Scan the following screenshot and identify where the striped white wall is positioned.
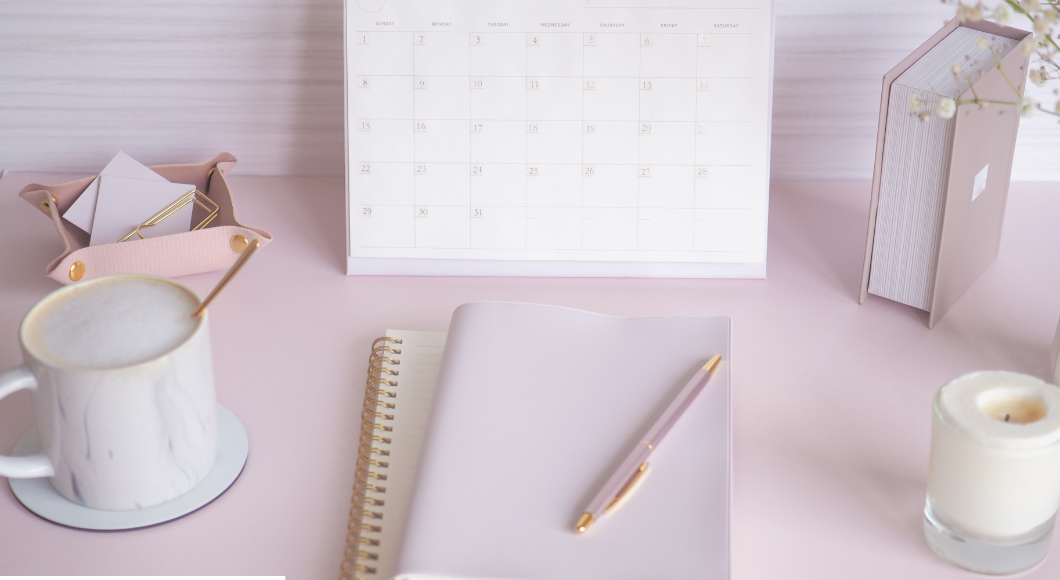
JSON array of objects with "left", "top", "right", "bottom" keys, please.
[{"left": 1, "top": 1, "right": 1056, "bottom": 180}]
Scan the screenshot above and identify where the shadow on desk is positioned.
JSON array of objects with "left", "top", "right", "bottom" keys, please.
[
  {"left": 770, "top": 182, "right": 869, "bottom": 302},
  {"left": 770, "top": 182, "right": 937, "bottom": 328}
]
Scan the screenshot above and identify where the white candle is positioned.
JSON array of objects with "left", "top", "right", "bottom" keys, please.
[{"left": 927, "top": 371, "right": 1060, "bottom": 540}]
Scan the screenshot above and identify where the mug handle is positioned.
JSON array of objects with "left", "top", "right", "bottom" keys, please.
[{"left": 0, "top": 366, "right": 55, "bottom": 478}]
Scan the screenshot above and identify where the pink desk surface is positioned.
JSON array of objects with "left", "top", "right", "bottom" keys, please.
[{"left": 1, "top": 173, "right": 1058, "bottom": 579}]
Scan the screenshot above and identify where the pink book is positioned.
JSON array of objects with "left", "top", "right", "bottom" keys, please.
[{"left": 859, "top": 19, "right": 1031, "bottom": 327}]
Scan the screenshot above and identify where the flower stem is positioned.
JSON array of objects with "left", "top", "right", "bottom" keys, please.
[
  {"left": 990, "top": 46, "right": 1023, "bottom": 98},
  {"left": 1002, "top": 0, "right": 1025, "bottom": 15},
  {"left": 955, "top": 98, "right": 1019, "bottom": 106},
  {"left": 1045, "top": 34, "right": 1060, "bottom": 55},
  {"left": 1036, "top": 105, "right": 1060, "bottom": 117}
]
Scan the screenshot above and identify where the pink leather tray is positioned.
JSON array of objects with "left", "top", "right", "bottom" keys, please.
[{"left": 18, "top": 153, "right": 272, "bottom": 285}]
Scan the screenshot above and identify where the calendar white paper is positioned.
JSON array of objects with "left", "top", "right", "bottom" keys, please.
[{"left": 345, "top": 0, "right": 774, "bottom": 277}]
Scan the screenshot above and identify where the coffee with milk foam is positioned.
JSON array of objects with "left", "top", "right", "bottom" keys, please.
[{"left": 25, "top": 277, "right": 200, "bottom": 368}]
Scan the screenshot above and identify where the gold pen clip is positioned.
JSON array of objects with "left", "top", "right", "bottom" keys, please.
[
  {"left": 118, "top": 188, "right": 219, "bottom": 243},
  {"left": 604, "top": 461, "right": 649, "bottom": 514}
]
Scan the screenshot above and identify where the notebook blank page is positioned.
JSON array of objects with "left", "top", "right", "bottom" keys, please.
[{"left": 395, "top": 303, "right": 730, "bottom": 579}]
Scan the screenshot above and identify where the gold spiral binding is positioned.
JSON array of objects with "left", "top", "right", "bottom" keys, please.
[
  {"left": 341, "top": 336, "right": 403, "bottom": 580},
  {"left": 363, "top": 388, "right": 396, "bottom": 400},
  {"left": 361, "top": 417, "right": 393, "bottom": 430}
]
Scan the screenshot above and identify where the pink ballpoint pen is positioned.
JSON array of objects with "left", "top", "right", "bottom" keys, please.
[{"left": 575, "top": 354, "right": 722, "bottom": 533}]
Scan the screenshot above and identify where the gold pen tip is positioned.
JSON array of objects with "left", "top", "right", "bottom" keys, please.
[
  {"left": 575, "top": 513, "right": 594, "bottom": 533},
  {"left": 703, "top": 355, "right": 722, "bottom": 373}
]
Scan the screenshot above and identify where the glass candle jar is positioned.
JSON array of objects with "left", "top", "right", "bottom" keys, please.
[{"left": 924, "top": 371, "right": 1060, "bottom": 574}]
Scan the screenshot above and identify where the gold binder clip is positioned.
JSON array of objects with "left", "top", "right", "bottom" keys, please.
[{"left": 118, "top": 189, "right": 219, "bottom": 243}]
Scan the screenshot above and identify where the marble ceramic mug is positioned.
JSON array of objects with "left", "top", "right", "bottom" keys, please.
[{"left": 0, "top": 275, "right": 217, "bottom": 511}]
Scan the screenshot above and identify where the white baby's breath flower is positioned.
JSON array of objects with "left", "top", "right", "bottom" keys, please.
[
  {"left": 937, "top": 97, "right": 957, "bottom": 119},
  {"left": 1034, "top": 17, "right": 1049, "bottom": 34},
  {"left": 1024, "top": 0, "right": 1041, "bottom": 14},
  {"left": 919, "top": 111, "right": 932, "bottom": 122},
  {"left": 976, "top": 37, "right": 988, "bottom": 48},
  {"left": 1021, "top": 36, "right": 1036, "bottom": 56},
  {"left": 958, "top": 5, "right": 984, "bottom": 21},
  {"left": 1030, "top": 69, "right": 1046, "bottom": 86},
  {"left": 994, "top": 5, "right": 1012, "bottom": 23},
  {"left": 952, "top": 63, "right": 963, "bottom": 75},
  {"left": 1018, "top": 97, "right": 1036, "bottom": 116},
  {"left": 909, "top": 94, "right": 922, "bottom": 111}
]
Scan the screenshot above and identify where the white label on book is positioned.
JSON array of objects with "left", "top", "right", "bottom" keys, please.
[{"left": 973, "top": 164, "right": 989, "bottom": 201}]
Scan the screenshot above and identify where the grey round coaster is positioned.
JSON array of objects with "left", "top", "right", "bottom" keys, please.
[{"left": 9, "top": 404, "right": 248, "bottom": 531}]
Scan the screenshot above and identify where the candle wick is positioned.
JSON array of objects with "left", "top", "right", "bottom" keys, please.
[{"left": 1005, "top": 414, "right": 1011, "bottom": 422}]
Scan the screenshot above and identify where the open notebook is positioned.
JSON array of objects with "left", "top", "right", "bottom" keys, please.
[{"left": 341, "top": 303, "right": 731, "bottom": 580}]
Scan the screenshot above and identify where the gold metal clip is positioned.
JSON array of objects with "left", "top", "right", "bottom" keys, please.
[{"left": 118, "top": 189, "right": 219, "bottom": 243}]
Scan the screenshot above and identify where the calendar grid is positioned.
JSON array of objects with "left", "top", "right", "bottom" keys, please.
[
  {"left": 524, "top": 40, "right": 529, "bottom": 249},
  {"left": 351, "top": 28, "right": 764, "bottom": 255},
  {"left": 411, "top": 39, "right": 418, "bottom": 245},
  {"left": 636, "top": 34, "right": 642, "bottom": 250},
  {"left": 352, "top": 204, "right": 754, "bottom": 209},
  {"left": 579, "top": 37, "right": 586, "bottom": 249},
  {"left": 360, "top": 162, "right": 753, "bottom": 167},
  {"left": 468, "top": 38, "right": 473, "bottom": 245},
  {"left": 359, "top": 118, "right": 754, "bottom": 122},
  {"left": 693, "top": 38, "right": 699, "bottom": 251},
  {"left": 346, "top": 1, "right": 771, "bottom": 279},
  {"left": 354, "top": 75, "right": 755, "bottom": 79}
]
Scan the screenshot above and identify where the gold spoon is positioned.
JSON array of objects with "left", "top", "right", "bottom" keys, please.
[{"left": 191, "top": 237, "right": 260, "bottom": 318}]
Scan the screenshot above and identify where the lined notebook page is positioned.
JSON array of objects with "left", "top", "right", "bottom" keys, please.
[{"left": 359, "top": 330, "right": 447, "bottom": 580}]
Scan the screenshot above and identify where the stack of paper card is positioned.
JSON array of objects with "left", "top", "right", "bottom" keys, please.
[{"left": 64, "top": 152, "right": 197, "bottom": 246}]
